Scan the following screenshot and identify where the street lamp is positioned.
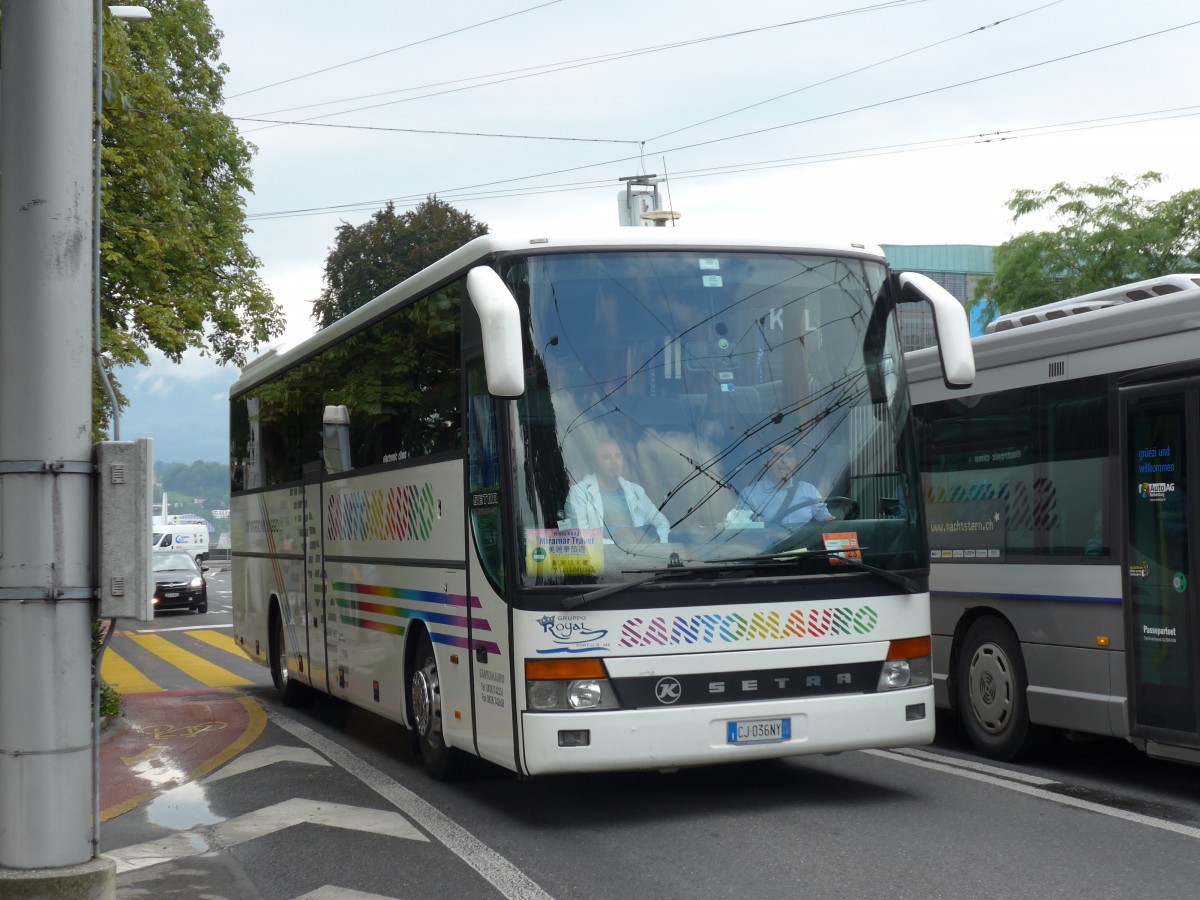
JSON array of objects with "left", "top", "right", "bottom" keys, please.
[{"left": 93, "top": 3, "right": 150, "bottom": 442}]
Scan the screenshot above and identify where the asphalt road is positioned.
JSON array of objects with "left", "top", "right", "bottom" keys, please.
[{"left": 98, "top": 566, "right": 1200, "bottom": 900}]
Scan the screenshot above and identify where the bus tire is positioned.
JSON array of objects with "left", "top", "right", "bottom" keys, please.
[
  {"left": 956, "top": 617, "right": 1042, "bottom": 760},
  {"left": 409, "top": 630, "right": 465, "bottom": 780},
  {"left": 270, "top": 605, "right": 308, "bottom": 708}
]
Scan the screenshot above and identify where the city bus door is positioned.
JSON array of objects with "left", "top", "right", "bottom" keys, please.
[{"left": 1121, "top": 380, "right": 1200, "bottom": 754}]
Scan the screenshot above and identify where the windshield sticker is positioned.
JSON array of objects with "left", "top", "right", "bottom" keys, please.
[
  {"left": 822, "top": 532, "right": 861, "bottom": 565},
  {"left": 698, "top": 258, "right": 720, "bottom": 270},
  {"left": 526, "top": 528, "right": 604, "bottom": 577},
  {"left": 702, "top": 275, "right": 724, "bottom": 288}
]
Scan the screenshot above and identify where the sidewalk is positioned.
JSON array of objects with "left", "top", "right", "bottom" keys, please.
[{"left": 101, "top": 688, "right": 265, "bottom": 822}]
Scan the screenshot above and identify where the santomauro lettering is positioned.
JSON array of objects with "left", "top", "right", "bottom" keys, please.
[{"left": 619, "top": 606, "right": 878, "bottom": 647}]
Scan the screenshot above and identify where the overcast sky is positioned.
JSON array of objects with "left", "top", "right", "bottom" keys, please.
[{"left": 123, "top": 0, "right": 1200, "bottom": 464}]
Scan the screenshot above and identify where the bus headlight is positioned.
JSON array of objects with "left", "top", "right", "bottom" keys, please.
[
  {"left": 566, "top": 679, "right": 608, "bottom": 709},
  {"left": 526, "top": 659, "right": 620, "bottom": 711},
  {"left": 878, "top": 636, "right": 933, "bottom": 691}
]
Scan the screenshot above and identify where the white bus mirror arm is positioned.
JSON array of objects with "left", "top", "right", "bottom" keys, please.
[
  {"left": 467, "top": 265, "right": 526, "bottom": 397},
  {"left": 897, "top": 271, "right": 975, "bottom": 389}
]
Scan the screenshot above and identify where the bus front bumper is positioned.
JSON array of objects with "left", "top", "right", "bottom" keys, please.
[{"left": 519, "top": 685, "right": 934, "bottom": 776}]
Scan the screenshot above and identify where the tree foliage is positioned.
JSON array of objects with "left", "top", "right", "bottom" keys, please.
[
  {"left": 99, "top": 1, "right": 284, "bottom": 425},
  {"left": 312, "top": 196, "right": 488, "bottom": 328},
  {"left": 975, "top": 173, "right": 1200, "bottom": 319}
]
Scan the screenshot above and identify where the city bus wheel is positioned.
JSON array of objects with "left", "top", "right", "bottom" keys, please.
[
  {"left": 409, "top": 630, "right": 464, "bottom": 780},
  {"left": 956, "top": 617, "right": 1043, "bottom": 760},
  {"left": 270, "top": 606, "right": 308, "bottom": 708}
]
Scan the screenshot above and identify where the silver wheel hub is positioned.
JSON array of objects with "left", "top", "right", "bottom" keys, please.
[
  {"left": 411, "top": 661, "right": 442, "bottom": 747},
  {"left": 967, "top": 641, "right": 1013, "bottom": 735}
]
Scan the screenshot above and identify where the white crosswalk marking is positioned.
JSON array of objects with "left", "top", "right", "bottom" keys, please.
[{"left": 106, "top": 799, "right": 428, "bottom": 874}]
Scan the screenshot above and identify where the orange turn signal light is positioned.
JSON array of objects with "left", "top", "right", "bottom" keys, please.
[
  {"left": 525, "top": 658, "right": 608, "bottom": 680},
  {"left": 887, "top": 636, "right": 932, "bottom": 660}
]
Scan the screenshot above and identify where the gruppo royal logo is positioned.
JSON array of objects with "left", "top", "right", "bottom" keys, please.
[
  {"left": 327, "top": 483, "right": 436, "bottom": 542},
  {"left": 535, "top": 615, "right": 609, "bottom": 654},
  {"left": 619, "top": 605, "right": 878, "bottom": 647}
]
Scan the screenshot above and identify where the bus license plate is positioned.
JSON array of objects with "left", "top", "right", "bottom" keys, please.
[{"left": 727, "top": 717, "right": 791, "bottom": 745}]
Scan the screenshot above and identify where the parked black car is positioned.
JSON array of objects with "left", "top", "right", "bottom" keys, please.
[{"left": 152, "top": 551, "right": 208, "bottom": 614}]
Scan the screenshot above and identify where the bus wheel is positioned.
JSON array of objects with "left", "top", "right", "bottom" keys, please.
[
  {"left": 270, "top": 607, "right": 308, "bottom": 708},
  {"left": 956, "top": 617, "right": 1041, "bottom": 760},
  {"left": 409, "top": 631, "right": 464, "bottom": 780}
]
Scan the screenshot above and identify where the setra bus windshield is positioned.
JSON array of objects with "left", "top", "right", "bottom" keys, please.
[{"left": 505, "top": 249, "right": 925, "bottom": 587}]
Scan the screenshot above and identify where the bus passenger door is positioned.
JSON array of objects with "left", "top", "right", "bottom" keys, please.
[
  {"left": 302, "top": 460, "right": 329, "bottom": 693},
  {"left": 466, "top": 361, "right": 517, "bottom": 769},
  {"left": 1121, "top": 381, "right": 1200, "bottom": 750}
]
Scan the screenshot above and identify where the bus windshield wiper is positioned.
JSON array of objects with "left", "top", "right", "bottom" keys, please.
[
  {"left": 713, "top": 548, "right": 921, "bottom": 594},
  {"left": 561, "top": 562, "right": 712, "bottom": 611}
]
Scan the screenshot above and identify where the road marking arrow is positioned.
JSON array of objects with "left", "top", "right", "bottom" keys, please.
[
  {"left": 295, "top": 887, "right": 399, "bottom": 899},
  {"left": 106, "top": 798, "right": 428, "bottom": 874},
  {"left": 202, "top": 744, "right": 330, "bottom": 783}
]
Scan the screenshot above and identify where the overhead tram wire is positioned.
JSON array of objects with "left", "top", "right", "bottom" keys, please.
[
  {"left": 242, "top": 104, "right": 1200, "bottom": 221},
  {"left": 229, "top": 118, "right": 641, "bottom": 145},
  {"left": 238, "top": 19, "right": 1200, "bottom": 221},
  {"left": 232, "top": 1, "right": 933, "bottom": 133},
  {"left": 638, "top": 17, "right": 1200, "bottom": 158},
  {"left": 646, "top": 0, "right": 1069, "bottom": 143},
  {"left": 226, "top": 0, "right": 571, "bottom": 100}
]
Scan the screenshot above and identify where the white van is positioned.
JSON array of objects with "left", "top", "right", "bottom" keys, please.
[{"left": 152, "top": 523, "right": 210, "bottom": 563}]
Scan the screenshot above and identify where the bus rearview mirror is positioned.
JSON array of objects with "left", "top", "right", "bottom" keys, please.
[
  {"left": 467, "top": 265, "right": 525, "bottom": 397},
  {"left": 896, "top": 272, "right": 975, "bottom": 389}
]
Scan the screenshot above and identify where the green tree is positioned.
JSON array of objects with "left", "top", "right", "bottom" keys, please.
[
  {"left": 98, "top": 1, "right": 284, "bottom": 430},
  {"left": 975, "top": 172, "right": 1200, "bottom": 321},
  {"left": 313, "top": 196, "right": 488, "bottom": 328}
]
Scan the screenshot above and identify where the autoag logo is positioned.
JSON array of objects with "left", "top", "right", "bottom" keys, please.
[
  {"left": 654, "top": 677, "right": 682, "bottom": 705},
  {"left": 1139, "top": 481, "right": 1175, "bottom": 502}
]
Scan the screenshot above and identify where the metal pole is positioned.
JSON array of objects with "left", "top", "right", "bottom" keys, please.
[{"left": 0, "top": 0, "right": 99, "bottom": 871}]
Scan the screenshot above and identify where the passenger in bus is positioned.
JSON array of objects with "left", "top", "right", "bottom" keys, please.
[
  {"left": 564, "top": 439, "right": 670, "bottom": 543},
  {"left": 731, "top": 443, "right": 835, "bottom": 527}
]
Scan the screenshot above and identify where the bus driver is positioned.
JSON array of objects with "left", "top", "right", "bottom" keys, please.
[{"left": 731, "top": 443, "right": 834, "bottom": 527}]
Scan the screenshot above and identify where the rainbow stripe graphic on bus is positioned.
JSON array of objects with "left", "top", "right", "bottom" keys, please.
[
  {"left": 326, "top": 483, "right": 436, "bottom": 542},
  {"left": 331, "top": 581, "right": 499, "bottom": 654}
]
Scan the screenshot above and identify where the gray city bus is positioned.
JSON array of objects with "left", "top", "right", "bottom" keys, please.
[{"left": 907, "top": 273, "right": 1200, "bottom": 764}]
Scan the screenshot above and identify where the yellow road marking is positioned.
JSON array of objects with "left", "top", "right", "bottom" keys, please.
[
  {"left": 128, "top": 634, "right": 253, "bottom": 688},
  {"left": 101, "top": 648, "right": 162, "bottom": 695},
  {"left": 120, "top": 745, "right": 166, "bottom": 766},
  {"left": 187, "top": 629, "right": 253, "bottom": 661},
  {"left": 101, "top": 692, "right": 267, "bottom": 823}
]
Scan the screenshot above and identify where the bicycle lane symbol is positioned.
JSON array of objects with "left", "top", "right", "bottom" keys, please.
[{"left": 138, "top": 721, "right": 229, "bottom": 740}]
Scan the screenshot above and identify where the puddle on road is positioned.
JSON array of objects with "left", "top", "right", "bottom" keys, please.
[{"left": 146, "top": 780, "right": 225, "bottom": 831}]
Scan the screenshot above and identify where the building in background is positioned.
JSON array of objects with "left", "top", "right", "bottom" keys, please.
[{"left": 882, "top": 244, "right": 994, "bottom": 351}]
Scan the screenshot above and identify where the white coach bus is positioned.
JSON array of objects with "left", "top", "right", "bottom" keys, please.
[
  {"left": 908, "top": 273, "right": 1200, "bottom": 765},
  {"left": 230, "top": 230, "right": 973, "bottom": 779}
]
